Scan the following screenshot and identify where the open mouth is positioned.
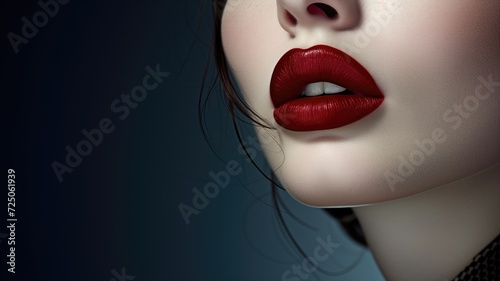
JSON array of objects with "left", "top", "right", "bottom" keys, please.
[
  {"left": 270, "top": 45, "right": 384, "bottom": 131},
  {"left": 300, "top": 81, "right": 349, "bottom": 97}
]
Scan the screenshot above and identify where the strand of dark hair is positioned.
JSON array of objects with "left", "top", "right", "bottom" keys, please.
[{"left": 198, "top": 2, "right": 369, "bottom": 278}]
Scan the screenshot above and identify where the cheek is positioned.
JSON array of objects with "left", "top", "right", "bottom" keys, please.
[
  {"left": 361, "top": 0, "right": 500, "bottom": 198},
  {"left": 221, "top": 1, "right": 287, "bottom": 118},
  {"left": 377, "top": 0, "right": 500, "bottom": 148},
  {"left": 388, "top": 0, "right": 499, "bottom": 74}
]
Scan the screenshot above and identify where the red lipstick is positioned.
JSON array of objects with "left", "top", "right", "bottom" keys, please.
[{"left": 270, "top": 45, "right": 384, "bottom": 131}]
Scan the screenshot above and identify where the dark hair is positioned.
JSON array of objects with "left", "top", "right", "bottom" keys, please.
[{"left": 205, "top": 0, "right": 367, "bottom": 247}]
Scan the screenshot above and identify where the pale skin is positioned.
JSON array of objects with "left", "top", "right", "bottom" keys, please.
[{"left": 220, "top": 0, "right": 500, "bottom": 280}]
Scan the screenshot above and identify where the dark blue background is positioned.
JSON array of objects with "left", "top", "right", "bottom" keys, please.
[{"left": 0, "top": 1, "right": 384, "bottom": 280}]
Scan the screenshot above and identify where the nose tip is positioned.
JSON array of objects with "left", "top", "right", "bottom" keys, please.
[{"left": 277, "top": 0, "right": 361, "bottom": 36}]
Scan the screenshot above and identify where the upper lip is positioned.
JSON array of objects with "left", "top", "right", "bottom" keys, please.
[{"left": 270, "top": 45, "right": 384, "bottom": 108}]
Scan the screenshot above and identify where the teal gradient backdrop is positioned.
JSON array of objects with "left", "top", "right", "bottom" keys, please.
[{"left": 1, "top": 0, "right": 384, "bottom": 280}]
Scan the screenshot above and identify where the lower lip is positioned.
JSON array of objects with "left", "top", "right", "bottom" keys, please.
[{"left": 274, "top": 94, "right": 383, "bottom": 131}]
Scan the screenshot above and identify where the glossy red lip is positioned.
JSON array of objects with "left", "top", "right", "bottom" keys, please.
[{"left": 270, "top": 45, "right": 384, "bottom": 131}]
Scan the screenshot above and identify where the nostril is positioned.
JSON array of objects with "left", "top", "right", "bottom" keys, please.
[
  {"left": 307, "top": 3, "right": 338, "bottom": 19},
  {"left": 285, "top": 10, "right": 297, "bottom": 25}
]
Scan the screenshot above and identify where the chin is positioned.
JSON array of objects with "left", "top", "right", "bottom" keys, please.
[
  {"left": 274, "top": 162, "right": 497, "bottom": 207},
  {"left": 263, "top": 123, "right": 500, "bottom": 207}
]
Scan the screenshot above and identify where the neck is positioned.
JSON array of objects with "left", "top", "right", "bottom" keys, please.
[{"left": 353, "top": 164, "right": 500, "bottom": 281}]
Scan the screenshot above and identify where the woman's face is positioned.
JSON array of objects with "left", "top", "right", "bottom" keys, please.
[{"left": 221, "top": 0, "right": 500, "bottom": 206}]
